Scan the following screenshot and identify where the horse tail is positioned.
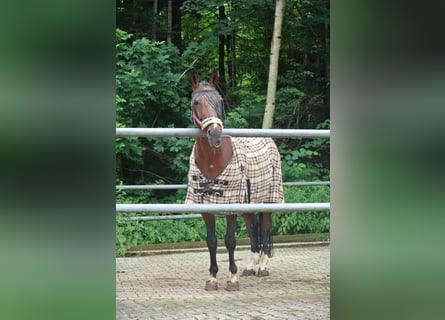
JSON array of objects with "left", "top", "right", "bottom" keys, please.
[
  {"left": 258, "top": 212, "right": 273, "bottom": 258},
  {"left": 258, "top": 212, "right": 262, "bottom": 249}
]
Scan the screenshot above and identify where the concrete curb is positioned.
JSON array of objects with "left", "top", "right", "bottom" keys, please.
[{"left": 126, "top": 240, "right": 330, "bottom": 256}]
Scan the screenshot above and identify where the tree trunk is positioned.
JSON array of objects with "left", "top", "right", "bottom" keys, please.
[
  {"left": 152, "top": 0, "right": 158, "bottom": 41},
  {"left": 230, "top": 31, "right": 236, "bottom": 90},
  {"left": 324, "top": 0, "right": 330, "bottom": 106},
  {"left": 262, "top": 0, "right": 286, "bottom": 129},
  {"left": 167, "top": 0, "right": 172, "bottom": 43},
  {"left": 172, "top": 0, "right": 183, "bottom": 50},
  {"left": 226, "top": 31, "right": 236, "bottom": 91},
  {"left": 218, "top": 5, "right": 227, "bottom": 95}
]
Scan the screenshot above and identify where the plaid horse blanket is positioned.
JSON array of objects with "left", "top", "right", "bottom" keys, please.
[{"left": 185, "top": 137, "right": 284, "bottom": 210}]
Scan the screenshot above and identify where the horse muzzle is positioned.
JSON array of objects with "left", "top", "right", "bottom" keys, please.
[
  {"left": 201, "top": 117, "right": 223, "bottom": 148},
  {"left": 207, "top": 124, "right": 223, "bottom": 148}
]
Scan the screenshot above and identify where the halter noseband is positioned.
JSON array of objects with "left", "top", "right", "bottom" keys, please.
[
  {"left": 192, "top": 113, "right": 224, "bottom": 130},
  {"left": 201, "top": 117, "right": 224, "bottom": 130}
]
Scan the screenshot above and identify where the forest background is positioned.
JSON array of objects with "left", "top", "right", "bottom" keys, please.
[{"left": 115, "top": 0, "right": 330, "bottom": 256}]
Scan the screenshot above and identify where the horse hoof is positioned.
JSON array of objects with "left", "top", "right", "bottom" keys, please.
[
  {"left": 225, "top": 281, "right": 240, "bottom": 291},
  {"left": 205, "top": 280, "right": 218, "bottom": 291},
  {"left": 257, "top": 268, "right": 269, "bottom": 277},
  {"left": 241, "top": 268, "right": 256, "bottom": 276}
]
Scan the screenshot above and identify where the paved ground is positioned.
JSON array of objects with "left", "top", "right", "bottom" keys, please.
[{"left": 116, "top": 243, "right": 330, "bottom": 319}]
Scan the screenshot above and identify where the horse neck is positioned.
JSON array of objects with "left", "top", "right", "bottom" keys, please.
[{"left": 194, "top": 136, "right": 233, "bottom": 180}]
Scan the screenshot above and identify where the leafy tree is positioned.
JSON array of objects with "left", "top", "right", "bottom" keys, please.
[{"left": 116, "top": 28, "right": 192, "bottom": 186}]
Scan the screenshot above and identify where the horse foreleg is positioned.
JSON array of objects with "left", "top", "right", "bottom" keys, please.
[
  {"left": 258, "top": 212, "right": 272, "bottom": 277},
  {"left": 241, "top": 213, "right": 260, "bottom": 276},
  {"left": 202, "top": 213, "right": 218, "bottom": 290},
  {"left": 224, "top": 214, "right": 239, "bottom": 291}
]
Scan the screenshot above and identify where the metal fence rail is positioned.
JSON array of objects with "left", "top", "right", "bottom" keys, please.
[
  {"left": 116, "top": 181, "right": 331, "bottom": 190},
  {"left": 116, "top": 203, "right": 330, "bottom": 213},
  {"left": 116, "top": 128, "right": 330, "bottom": 138},
  {"left": 118, "top": 214, "right": 203, "bottom": 221}
]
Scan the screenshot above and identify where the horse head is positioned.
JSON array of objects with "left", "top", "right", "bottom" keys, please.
[{"left": 190, "top": 70, "right": 226, "bottom": 148}]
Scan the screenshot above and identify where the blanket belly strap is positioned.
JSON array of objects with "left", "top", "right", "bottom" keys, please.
[
  {"left": 192, "top": 175, "right": 229, "bottom": 186},
  {"left": 194, "top": 188, "right": 224, "bottom": 196}
]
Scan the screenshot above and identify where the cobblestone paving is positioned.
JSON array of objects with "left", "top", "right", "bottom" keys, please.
[{"left": 116, "top": 245, "right": 330, "bottom": 319}]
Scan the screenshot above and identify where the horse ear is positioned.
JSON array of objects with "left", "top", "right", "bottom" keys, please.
[
  {"left": 191, "top": 70, "right": 200, "bottom": 90},
  {"left": 209, "top": 70, "right": 218, "bottom": 88}
]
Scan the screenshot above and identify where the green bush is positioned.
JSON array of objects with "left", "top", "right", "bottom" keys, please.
[{"left": 273, "top": 185, "right": 330, "bottom": 235}]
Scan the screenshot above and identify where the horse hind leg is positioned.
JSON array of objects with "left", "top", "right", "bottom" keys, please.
[
  {"left": 242, "top": 252, "right": 260, "bottom": 276},
  {"left": 257, "top": 212, "right": 272, "bottom": 277},
  {"left": 241, "top": 213, "right": 260, "bottom": 276},
  {"left": 257, "top": 253, "right": 270, "bottom": 277}
]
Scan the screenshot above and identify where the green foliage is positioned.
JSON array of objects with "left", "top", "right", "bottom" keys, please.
[
  {"left": 273, "top": 185, "right": 330, "bottom": 235},
  {"left": 116, "top": 29, "right": 187, "bottom": 128},
  {"left": 181, "top": 41, "right": 216, "bottom": 69},
  {"left": 145, "top": 131, "right": 195, "bottom": 182},
  {"left": 116, "top": 29, "right": 191, "bottom": 186},
  {"left": 224, "top": 106, "right": 250, "bottom": 128},
  {"left": 282, "top": 148, "right": 318, "bottom": 180},
  {"left": 273, "top": 210, "right": 330, "bottom": 235},
  {"left": 280, "top": 140, "right": 329, "bottom": 182},
  {"left": 116, "top": 214, "right": 208, "bottom": 256},
  {"left": 116, "top": 123, "right": 145, "bottom": 169},
  {"left": 181, "top": 0, "right": 226, "bottom": 15},
  {"left": 226, "top": 88, "right": 267, "bottom": 128},
  {"left": 278, "top": 119, "right": 330, "bottom": 183},
  {"left": 116, "top": 215, "right": 146, "bottom": 257}
]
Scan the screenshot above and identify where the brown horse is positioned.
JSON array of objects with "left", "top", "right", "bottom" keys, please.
[{"left": 185, "top": 71, "right": 284, "bottom": 291}]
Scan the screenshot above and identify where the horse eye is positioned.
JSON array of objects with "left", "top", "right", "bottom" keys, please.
[{"left": 194, "top": 101, "right": 199, "bottom": 106}]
